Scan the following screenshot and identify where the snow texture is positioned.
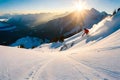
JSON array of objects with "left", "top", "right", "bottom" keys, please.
[{"left": 0, "top": 10, "right": 120, "bottom": 80}]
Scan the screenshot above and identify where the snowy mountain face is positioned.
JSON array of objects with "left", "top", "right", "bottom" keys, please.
[
  {"left": 33, "top": 8, "right": 107, "bottom": 40},
  {"left": 0, "top": 10, "right": 120, "bottom": 80},
  {"left": 83, "top": 8, "right": 108, "bottom": 28}
]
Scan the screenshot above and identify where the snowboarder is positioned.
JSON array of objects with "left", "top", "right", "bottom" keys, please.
[{"left": 82, "top": 28, "right": 89, "bottom": 37}]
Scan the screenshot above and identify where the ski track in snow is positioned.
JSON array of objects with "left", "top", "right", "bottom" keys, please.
[
  {"left": 25, "top": 57, "right": 56, "bottom": 80},
  {"left": 23, "top": 53, "right": 115, "bottom": 80},
  {"left": 66, "top": 55, "right": 116, "bottom": 80}
]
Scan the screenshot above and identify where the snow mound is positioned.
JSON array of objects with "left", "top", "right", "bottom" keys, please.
[
  {"left": 11, "top": 36, "right": 43, "bottom": 49},
  {"left": 0, "top": 19, "right": 8, "bottom": 22}
]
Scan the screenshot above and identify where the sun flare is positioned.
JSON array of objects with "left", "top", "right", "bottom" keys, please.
[{"left": 75, "top": 0, "right": 85, "bottom": 11}]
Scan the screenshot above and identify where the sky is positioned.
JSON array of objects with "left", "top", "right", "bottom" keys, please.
[{"left": 0, "top": 0, "right": 120, "bottom": 15}]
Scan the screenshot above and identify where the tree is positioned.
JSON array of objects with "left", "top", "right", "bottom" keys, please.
[
  {"left": 32, "top": 46, "right": 36, "bottom": 49},
  {"left": 19, "top": 44, "right": 24, "bottom": 48},
  {"left": 118, "top": 8, "right": 120, "bottom": 12},
  {"left": 59, "top": 36, "right": 64, "bottom": 42},
  {"left": 113, "top": 10, "right": 116, "bottom": 15},
  {"left": 51, "top": 37, "right": 59, "bottom": 42}
]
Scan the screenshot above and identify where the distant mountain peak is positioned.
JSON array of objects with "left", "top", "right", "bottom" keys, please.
[
  {"left": 90, "top": 8, "right": 100, "bottom": 14},
  {"left": 90, "top": 8, "right": 98, "bottom": 11}
]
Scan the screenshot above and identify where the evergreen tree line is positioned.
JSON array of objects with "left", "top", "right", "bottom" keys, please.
[{"left": 113, "top": 8, "right": 120, "bottom": 15}]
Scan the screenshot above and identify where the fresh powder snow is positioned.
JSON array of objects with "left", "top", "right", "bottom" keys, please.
[{"left": 0, "top": 10, "right": 120, "bottom": 80}]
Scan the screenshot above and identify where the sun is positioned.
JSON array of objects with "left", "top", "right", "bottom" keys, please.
[
  {"left": 76, "top": 4, "right": 83, "bottom": 11},
  {"left": 75, "top": 0, "right": 85, "bottom": 11}
]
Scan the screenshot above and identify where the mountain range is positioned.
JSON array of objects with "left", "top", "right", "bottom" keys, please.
[
  {"left": 0, "top": 8, "right": 107, "bottom": 48},
  {"left": 0, "top": 8, "right": 120, "bottom": 80}
]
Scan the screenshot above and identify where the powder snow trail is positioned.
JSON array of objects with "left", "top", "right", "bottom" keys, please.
[{"left": 25, "top": 53, "right": 116, "bottom": 80}]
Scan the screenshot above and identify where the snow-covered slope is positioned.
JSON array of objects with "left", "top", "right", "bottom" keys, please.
[
  {"left": 65, "top": 29, "right": 120, "bottom": 80},
  {"left": 0, "top": 10, "right": 120, "bottom": 80},
  {"left": 60, "top": 10, "right": 120, "bottom": 51},
  {"left": 0, "top": 27, "right": 120, "bottom": 80}
]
